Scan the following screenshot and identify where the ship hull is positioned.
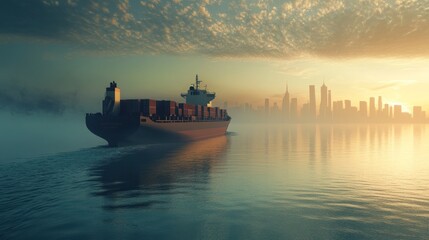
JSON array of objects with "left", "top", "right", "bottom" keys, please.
[{"left": 86, "top": 114, "right": 230, "bottom": 146}]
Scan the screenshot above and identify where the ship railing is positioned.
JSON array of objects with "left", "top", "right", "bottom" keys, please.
[{"left": 154, "top": 118, "right": 229, "bottom": 123}]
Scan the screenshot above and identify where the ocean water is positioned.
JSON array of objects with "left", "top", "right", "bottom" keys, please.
[{"left": 1, "top": 123, "right": 429, "bottom": 239}]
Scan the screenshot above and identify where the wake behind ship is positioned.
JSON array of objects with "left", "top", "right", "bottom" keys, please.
[{"left": 86, "top": 75, "right": 231, "bottom": 146}]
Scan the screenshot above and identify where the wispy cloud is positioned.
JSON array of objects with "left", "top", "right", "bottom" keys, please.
[
  {"left": 1, "top": 0, "right": 428, "bottom": 59},
  {"left": 371, "top": 79, "right": 416, "bottom": 91}
]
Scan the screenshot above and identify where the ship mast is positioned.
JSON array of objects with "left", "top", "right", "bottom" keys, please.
[{"left": 195, "top": 74, "right": 202, "bottom": 90}]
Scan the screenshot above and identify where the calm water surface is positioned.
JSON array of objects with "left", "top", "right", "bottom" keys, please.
[{"left": 1, "top": 124, "right": 429, "bottom": 239}]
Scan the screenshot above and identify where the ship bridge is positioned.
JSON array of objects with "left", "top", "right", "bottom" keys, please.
[{"left": 181, "top": 75, "right": 215, "bottom": 106}]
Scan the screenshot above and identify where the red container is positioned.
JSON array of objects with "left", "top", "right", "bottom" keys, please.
[
  {"left": 195, "top": 105, "right": 203, "bottom": 118},
  {"left": 208, "top": 107, "right": 216, "bottom": 118},
  {"left": 202, "top": 106, "right": 209, "bottom": 119},
  {"left": 214, "top": 107, "right": 220, "bottom": 118},
  {"left": 178, "top": 103, "right": 195, "bottom": 117},
  {"left": 140, "top": 99, "right": 156, "bottom": 116}
]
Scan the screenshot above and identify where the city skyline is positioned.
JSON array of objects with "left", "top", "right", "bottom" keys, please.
[{"left": 229, "top": 82, "right": 427, "bottom": 123}]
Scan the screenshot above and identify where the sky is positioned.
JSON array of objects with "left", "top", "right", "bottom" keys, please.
[{"left": 1, "top": 0, "right": 429, "bottom": 115}]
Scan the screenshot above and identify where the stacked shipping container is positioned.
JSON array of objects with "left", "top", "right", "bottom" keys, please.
[
  {"left": 178, "top": 103, "right": 195, "bottom": 117},
  {"left": 195, "top": 105, "right": 203, "bottom": 118},
  {"left": 156, "top": 100, "right": 177, "bottom": 117},
  {"left": 140, "top": 99, "right": 156, "bottom": 116},
  {"left": 119, "top": 99, "right": 228, "bottom": 121},
  {"left": 202, "top": 106, "right": 209, "bottom": 119},
  {"left": 120, "top": 99, "right": 140, "bottom": 115},
  {"left": 208, "top": 107, "right": 217, "bottom": 119}
]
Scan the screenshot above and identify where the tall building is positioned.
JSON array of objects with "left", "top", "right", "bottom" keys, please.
[
  {"left": 309, "top": 85, "right": 316, "bottom": 119},
  {"left": 319, "top": 83, "right": 328, "bottom": 120},
  {"left": 394, "top": 105, "right": 402, "bottom": 121},
  {"left": 369, "top": 97, "right": 376, "bottom": 119},
  {"left": 344, "top": 100, "right": 352, "bottom": 110},
  {"left": 290, "top": 98, "right": 298, "bottom": 121},
  {"left": 264, "top": 98, "right": 269, "bottom": 116},
  {"left": 344, "top": 100, "right": 352, "bottom": 120},
  {"left": 389, "top": 106, "right": 393, "bottom": 119},
  {"left": 383, "top": 104, "right": 389, "bottom": 119},
  {"left": 282, "top": 84, "right": 290, "bottom": 119},
  {"left": 302, "top": 103, "right": 310, "bottom": 119},
  {"left": 328, "top": 90, "right": 332, "bottom": 119},
  {"left": 333, "top": 101, "right": 344, "bottom": 122},
  {"left": 378, "top": 96, "right": 382, "bottom": 115},
  {"left": 359, "top": 101, "right": 368, "bottom": 119},
  {"left": 413, "top": 106, "right": 424, "bottom": 122},
  {"left": 272, "top": 102, "right": 279, "bottom": 115}
]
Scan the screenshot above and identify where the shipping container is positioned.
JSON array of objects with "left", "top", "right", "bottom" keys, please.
[
  {"left": 176, "top": 108, "right": 183, "bottom": 117},
  {"left": 179, "top": 103, "right": 195, "bottom": 117},
  {"left": 195, "top": 105, "right": 203, "bottom": 118},
  {"left": 156, "top": 100, "right": 177, "bottom": 116},
  {"left": 120, "top": 99, "right": 140, "bottom": 115},
  {"left": 202, "top": 106, "right": 209, "bottom": 119},
  {"left": 140, "top": 99, "right": 156, "bottom": 116},
  {"left": 214, "top": 107, "right": 220, "bottom": 119},
  {"left": 187, "top": 104, "right": 195, "bottom": 117},
  {"left": 208, "top": 107, "right": 216, "bottom": 119}
]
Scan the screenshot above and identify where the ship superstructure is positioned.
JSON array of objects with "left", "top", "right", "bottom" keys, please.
[
  {"left": 102, "top": 81, "right": 121, "bottom": 116},
  {"left": 181, "top": 75, "right": 215, "bottom": 106},
  {"left": 86, "top": 75, "right": 231, "bottom": 146}
]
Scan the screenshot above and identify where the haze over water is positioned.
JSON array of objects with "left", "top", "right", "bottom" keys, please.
[{"left": 2, "top": 122, "right": 429, "bottom": 239}]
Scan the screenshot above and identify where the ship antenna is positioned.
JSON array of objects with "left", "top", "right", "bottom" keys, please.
[{"left": 195, "top": 74, "right": 202, "bottom": 90}]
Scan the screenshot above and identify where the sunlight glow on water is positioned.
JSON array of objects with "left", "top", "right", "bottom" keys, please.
[{"left": 1, "top": 124, "right": 429, "bottom": 239}]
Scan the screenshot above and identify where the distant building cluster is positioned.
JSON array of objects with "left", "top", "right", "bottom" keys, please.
[{"left": 228, "top": 83, "right": 427, "bottom": 123}]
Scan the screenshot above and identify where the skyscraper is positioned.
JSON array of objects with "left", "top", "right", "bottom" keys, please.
[
  {"left": 272, "top": 102, "right": 279, "bottom": 115},
  {"left": 333, "top": 100, "right": 343, "bottom": 122},
  {"left": 309, "top": 85, "right": 316, "bottom": 119},
  {"left": 282, "top": 84, "right": 290, "bottom": 119},
  {"left": 394, "top": 105, "right": 402, "bottom": 121},
  {"left": 378, "top": 96, "right": 382, "bottom": 115},
  {"left": 344, "top": 100, "right": 352, "bottom": 120},
  {"left": 290, "top": 98, "right": 298, "bottom": 121},
  {"left": 265, "top": 98, "right": 269, "bottom": 116},
  {"left": 359, "top": 101, "right": 367, "bottom": 119},
  {"left": 413, "top": 106, "right": 423, "bottom": 122},
  {"left": 319, "top": 83, "right": 328, "bottom": 120},
  {"left": 369, "top": 97, "right": 376, "bottom": 119},
  {"left": 328, "top": 90, "right": 332, "bottom": 119},
  {"left": 383, "top": 104, "right": 389, "bottom": 119}
]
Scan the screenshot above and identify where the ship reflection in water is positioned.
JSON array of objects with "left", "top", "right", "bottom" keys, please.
[{"left": 89, "top": 135, "right": 229, "bottom": 210}]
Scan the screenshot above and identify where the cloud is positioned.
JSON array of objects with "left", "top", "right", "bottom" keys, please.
[
  {"left": 0, "top": 0, "right": 428, "bottom": 59},
  {"left": 371, "top": 82, "right": 399, "bottom": 91},
  {"left": 371, "top": 79, "right": 416, "bottom": 91},
  {"left": 0, "top": 0, "right": 72, "bottom": 39}
]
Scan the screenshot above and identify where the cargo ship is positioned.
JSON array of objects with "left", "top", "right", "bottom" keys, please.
[{"left": 86, "top": 75, "right": 231, "bottom": 146}]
